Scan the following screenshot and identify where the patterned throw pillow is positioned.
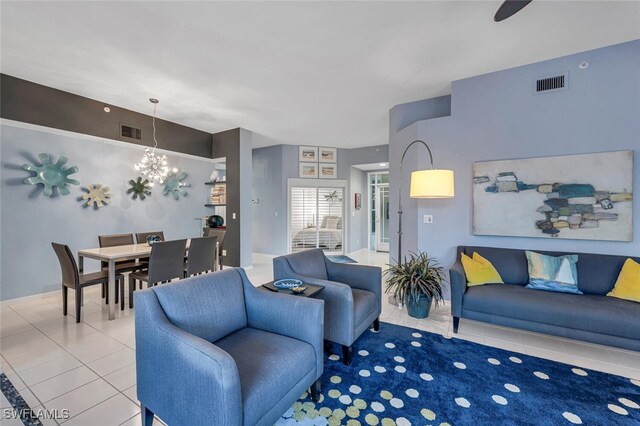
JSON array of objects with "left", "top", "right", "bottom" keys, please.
[{"left": 525, "top": 251, "right": 582, "bottom": 294}]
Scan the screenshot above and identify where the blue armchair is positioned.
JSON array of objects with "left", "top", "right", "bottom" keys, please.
[
  {"left": 273, "top": 249, "right": 382, "bottom": 365},
  {"left": 134, "top": 268, "right": 324, "bottom": 426}
]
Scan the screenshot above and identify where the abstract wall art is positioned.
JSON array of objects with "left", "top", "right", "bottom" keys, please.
[
  {"left": 128, "top": 177, "right": 152, "bottom": 200},
  {"left": 81, "top": 184, "right": 112, "bottom": 208},
  {"left": 163, "top": 172, "right": 189, "bottom": 200},
  {"left": 23, "top": 153, "right": 79, "bottom": 197},
  {"left": 473, "top": 151, "right": 633, "bottom": 241}
]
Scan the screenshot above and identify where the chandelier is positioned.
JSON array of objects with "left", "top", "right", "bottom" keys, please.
[{"left": 134, "top": 98, "right": 173, "bottom": 184}]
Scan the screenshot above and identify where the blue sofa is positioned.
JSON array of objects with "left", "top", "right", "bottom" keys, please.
[
  {"left": 450, "top": 246, "right": 640, "bottom": 352},
  {"left": 273, "top": 249, "right": 382, "bottom": 365},
  {"left": 135, "top": 268, "right": 324, "bottom": 426}
]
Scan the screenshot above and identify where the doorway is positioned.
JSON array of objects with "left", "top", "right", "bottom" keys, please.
[
  {"left": 368, "top": 172, "right": 389, "bottom": 252},
  {"left": 288, "top": 179, "right": 346, "bottom": 255}
]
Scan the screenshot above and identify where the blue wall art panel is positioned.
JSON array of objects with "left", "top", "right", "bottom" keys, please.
[{"left": 473, "top": 151, "right": 633, "bottom": 241}]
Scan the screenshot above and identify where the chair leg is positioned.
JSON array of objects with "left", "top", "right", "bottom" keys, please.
[
  {"left": 62, "top": 285, "right": 68, "bottom": 316},
  {"left": 102, "top": 283, "right": 105, "bottom": 299},
  {"left": 372, "top": 317, "right": 380, "bottom": 332},
  {"left": 129, "top": 275, "right": 135, "bottom": 309},
  {"left": 310, "top": 379, "right": 322, "bottom": 402},
  {"left": 341, "top": 345, "right": 352, "bottom": 366},
  {"left": 120, "top": 279, "right": 125, "bottom": 311},
  {"left": 453, "top": 316, "right": 460, "bottom": 334},
  {"left": 75, "top": 288, "right": 82, "bottom": 324},
  {"left": 115, "top": 280, "right": 119, "bottom": 305},
  {"left": 141, "top": 404, "right": 154, "bottom": 426}
]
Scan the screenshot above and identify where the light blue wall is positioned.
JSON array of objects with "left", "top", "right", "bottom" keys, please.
[
  {"left": 1, "top": 122, "right": 216, "bottom": 300},
  {"left": 251, "top": 144, "right": 388, "bottom": 255},
  {"left": 389, "top": 40, "right": 640, "bottom": 297}
]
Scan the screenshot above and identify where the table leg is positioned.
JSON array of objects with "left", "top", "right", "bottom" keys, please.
[{"left": 108, "top": 260, "right": 116, "bottom": 320}]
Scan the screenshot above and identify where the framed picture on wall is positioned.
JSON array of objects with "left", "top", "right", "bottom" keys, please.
[
  {"left": 319, "top": 163, "right": 337, "bottom": 179},
  {"left": 319, "top": 147, "right": 337, "bottom": 163},
  {"left": 354, "top": 193, "right": 362, "bottom": 210},
  {"left": 299, "top": 146, "right": 318, "bottom": 162},
  {"left": 299, "top": 162, "right": 318, "bottom": 178}
]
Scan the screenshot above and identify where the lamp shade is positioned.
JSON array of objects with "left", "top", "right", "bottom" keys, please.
[{"left": 409, "top": 169, "right": 455, "bottom": 198}]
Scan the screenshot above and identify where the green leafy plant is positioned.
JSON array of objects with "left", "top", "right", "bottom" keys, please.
[{"left": 385, "top": 252, "right": 446, "bottom": 307}]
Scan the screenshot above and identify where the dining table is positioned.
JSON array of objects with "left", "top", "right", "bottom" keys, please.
[{"left": 78, "top": 241, "right": 193, "bottom": 320}]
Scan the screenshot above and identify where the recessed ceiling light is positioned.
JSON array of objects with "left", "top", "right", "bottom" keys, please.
[{"left": 103, "top": 106, "right": 111, "bottom": 113}]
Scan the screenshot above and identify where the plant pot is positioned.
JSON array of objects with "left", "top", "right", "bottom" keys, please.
[{"left": 405, "top": 293, "right": 432, "bottom": 319}]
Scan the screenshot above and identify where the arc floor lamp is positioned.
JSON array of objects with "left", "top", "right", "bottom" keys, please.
[{"left": 397, "top": 140, "right": 455, "bottom": 263}]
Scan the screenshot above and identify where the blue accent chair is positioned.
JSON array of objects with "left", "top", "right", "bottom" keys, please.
[
  {"left": 273, "top": 249, "right": 382, "bottom": 365},
  {"left": 134, "top": 268, "right": 324, "bottom": 426}
]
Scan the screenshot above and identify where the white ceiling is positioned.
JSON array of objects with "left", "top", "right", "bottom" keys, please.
[{"left": 2, "top": 1, "right": 639, "bottom": 149}]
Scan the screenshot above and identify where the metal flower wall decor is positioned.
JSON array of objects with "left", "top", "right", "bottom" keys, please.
[
  {"left": 81, "top": 184, "right": 112, "bottom": 208},
  {"left": 162, "top": 172, "right": 189, "bottom": 200},
  {"left": 23, "top": 153, "right": 79, "bottom": 197},
  {"left": 127, "top": 177, "right": 152, "bottom": 200}
]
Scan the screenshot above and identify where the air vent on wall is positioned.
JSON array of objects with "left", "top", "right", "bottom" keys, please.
[
  {"left": 120, "top": 123, "right": 142, "bottom": 140},
  {"left": 535, "top": 73, "right": 568, "bottom": 94}
]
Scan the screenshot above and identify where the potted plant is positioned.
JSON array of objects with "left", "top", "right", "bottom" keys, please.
[{"left": 385, "top": 252, "right": 446, "bottom": 319}]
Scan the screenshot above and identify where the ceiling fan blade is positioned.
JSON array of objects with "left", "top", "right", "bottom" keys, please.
[{"left": 494, "top": 0, "right": 533, "bottom": 22}]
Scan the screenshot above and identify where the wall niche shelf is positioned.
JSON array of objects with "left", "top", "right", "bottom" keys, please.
[
  {"left": 205, "top": 181, "right": 228, "bottom": 186},
  {"left": 205, "top": 203, "right": 226, "bottom": 207}
]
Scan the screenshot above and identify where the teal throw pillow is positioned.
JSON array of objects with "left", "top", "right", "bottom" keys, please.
[{"left": 525, "top": 251, "right": 582, "bottom": 294}]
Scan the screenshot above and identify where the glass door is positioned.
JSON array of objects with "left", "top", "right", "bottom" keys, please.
[{"left": 375, "top": 184, "right": 390, "bottom": 252}]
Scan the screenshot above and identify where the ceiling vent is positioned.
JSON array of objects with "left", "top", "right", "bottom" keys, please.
[
  {"left": 120, "top": 123, "right": 142, "bottom": 141},
  {"left": 535, "top": 73, "right": 568, "bottom": 94}
]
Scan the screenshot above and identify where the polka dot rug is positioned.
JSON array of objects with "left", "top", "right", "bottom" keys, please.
[{"left": 276, "top": 322, "right": 640, "bottom": 425}]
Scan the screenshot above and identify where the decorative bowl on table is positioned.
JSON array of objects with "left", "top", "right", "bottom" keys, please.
[
  {"left": 146, "top": 235, "right": 162, "bottom": 246},
  {"left": 273, "top": 279, "right": 302, "bottom": 290}
]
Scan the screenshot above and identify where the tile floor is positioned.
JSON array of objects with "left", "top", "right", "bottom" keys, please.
[{"left": 1, "top": 249, "right": 638, "bottom": 425}]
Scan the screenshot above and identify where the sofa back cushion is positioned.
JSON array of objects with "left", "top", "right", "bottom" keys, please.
[
  {"left": 282, "top": 249, "right": 328, "bottom": 280},
  {"left": 459, "top": 246, "right": 640, "bottom": 295},
  {"left": 152, "top": 269, "right": 248, "bottom": 342}
]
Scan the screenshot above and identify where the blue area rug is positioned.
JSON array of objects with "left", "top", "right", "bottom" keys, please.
[
  {"left": 277, "top": 323, "right": 640, "bottom": 425},
  {"left": 327, "top": 255, "right": 358, "bottom": 264}
]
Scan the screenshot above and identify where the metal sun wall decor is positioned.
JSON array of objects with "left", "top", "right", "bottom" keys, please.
[
  {"left": 473, "top": 150, "right": 633, "bottom": 241},
  {"left": 127, "top": 177, "right": 152, "bottom": 200},
  {"left": 162, "top": 172, "right": 189, "bottom": 200},
  {"left": 23, "top": 153, "right": 79, "bottom": 197},
  {"left": 81, "top": 184, "right": 112, "bottom": 208}
]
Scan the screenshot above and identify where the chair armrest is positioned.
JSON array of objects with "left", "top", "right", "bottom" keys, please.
[
  {"left": 135, "top": 290, "right": 242, "bottom": 426},
  {"left": 326, "top": 261, "right": 382, "bottom": 310},
  {"left": 239, "top": 270, "right": 324, "bottom": 378},
  {"left": 449, "top": 260, "right": 467, "bottom": 318},
  {"left": 274, "top": 256, "right": 356, "bottom": 346}
]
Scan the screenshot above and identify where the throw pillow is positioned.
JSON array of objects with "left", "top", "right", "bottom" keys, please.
[
  {"left": 525, "top": 251, "right": 582, "bottom": 294},
  {"left": 461, "top": 252, "right": 504, "bottom": 286},
  {"left": 607, "top": 258, "right": 640, "bottom": 303},
  {"left": 325, "top": 217, "right": 340, "bottom": 229}
]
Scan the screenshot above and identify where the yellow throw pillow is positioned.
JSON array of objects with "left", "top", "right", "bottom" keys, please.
[
  {"left": 461, "top": 252, "right": 504, "bottom": 286},
  {"left": 607, "top": 258, "right": 640, "bottom": 303}
]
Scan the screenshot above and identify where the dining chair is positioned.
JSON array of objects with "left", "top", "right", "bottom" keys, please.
[
  {"left": 184, "top": 236, "right": 218, "bottom": 277},
  {"left": 135, "top": 231, "right": 165, "bottom": 244},
  {"left": 205, "top": 228, "right": 226, "bottom": 269},
  {"left": 128, "top": 239, "right": 187, "bottom": 309},
  {"left": 98, "top": 233, "right": 148, "bottom": 303},
  {"left": 51, "top": 243, "right": 125, "bottom": 323}
]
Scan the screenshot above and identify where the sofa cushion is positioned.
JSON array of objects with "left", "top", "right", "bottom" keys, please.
[
  {"left": 462, "top": 284, "right": 640, "bottom": 340},
  {"left": 215, "top": 327, "right": 316, "bottom": 426},
  {"left": 284, "top": 249, "right": 328, "bottom": 280},
  {"left": 153, "top": 269, "right": 247, "bottom": 343},
  {"left": 353, "top": 288, "right": 377, "bottom": 327}
]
